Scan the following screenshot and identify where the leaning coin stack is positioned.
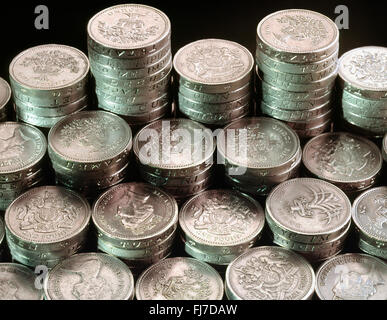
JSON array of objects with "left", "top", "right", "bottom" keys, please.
[
  {"left": 0, "top": 122, "right": 46, "bottom": 211},
  {"left": 352, "top": 187, "right": 387, "bottom": 260},
  {"left": 87, "top": 4, "right": 172, "bottom": 129},
  {"left": 338, "top": 46, "right": 387, "bottom": 137},
  {"left": 265, "top": 178, "right": 352, "bottom": 263},
  {"left": 48, "top": 111, "right": 132, "bottom": 198},
  {"left": 92, "top": 182, "right": 178, "bottom": 273},
  {"left": 133, "top": 118, "right": 215, "bottom": 203},
  {"left": 179, "top": 189, "right": 265, "bottom": 266},
  {"left": 225, "top": 246, "right": 316, "bottom": 300},
  {"left": 4, "top": 186, "right": 91, "bottom": 268},
  {"left": 217, "top": 117, "right": 301, "bottom": 197},
  {"left": 255, "top": 9, "right": 339, "bottom": 139},
  {"left": 0, "top": 77, "right": 11, "bottom": 121},
  {"left": 302, "top": 132, "right": 383, "bottom": 198},
  {"left": 174, "top": 39, "right": 254, "bottom": 126},
  {"left": 9, "top": 44, "right": 90, "bottom": 129}
]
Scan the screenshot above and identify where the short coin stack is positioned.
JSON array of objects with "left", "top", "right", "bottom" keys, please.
[
  {"left": 265, "top": 178, "right": 352, "bottom": 263},
  {"left": 0, "top": 122, "right": 46, "bottom": 211},
  {"left": 133, "top": 118, "right": 215, "bottom": 203},
  {"left": 48, "top": 111, "right": 132, "bottom": 199},
  {"left": 5, "top": 186, "right": 91, "bottom": 268},
  {"left": 255, "top": 9, "right": 339, "bottom": 139},
  {"left": 352, "top": 187, "right": 387, "bottom": 260},
  {"left": 179, "top": 189, "right": 265, "bottom": 266},
  {"left": 217, "top": 117, "right": 301, "bottom": 197},
  {"left": 0, "top": 77, "right": 11, "bottom": 122},
  {"left": 87, "top": 4, "right": 172, "bottom": 129},
  {"left": 338, "top": 46, "right": 387, "bottom": 137},
  {"left": 9, "top": 44, "right": 90, "bottom": 129},
  {"left": 92, "top": 182, "right": 178, "bottom": 273},
  {"left": 174, "top": 39, "right": 254, "bottom": 126},
  {"left": 302, "top": 132, "right": 383, "bottom": 198}
]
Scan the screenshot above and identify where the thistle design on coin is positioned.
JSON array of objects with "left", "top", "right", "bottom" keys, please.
[{"left": 0, "top": 128, "right": 31, "bottom": 159}]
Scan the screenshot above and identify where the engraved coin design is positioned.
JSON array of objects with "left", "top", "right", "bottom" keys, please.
[
  {"left": 316, "top": 253, "right": 387, "bottom": 300},
  {"left": 0, "top": 78, "right": 11, "bottom": 108},
  {"left": 44, "top": 253, "right": 134, "bottom": 300}
]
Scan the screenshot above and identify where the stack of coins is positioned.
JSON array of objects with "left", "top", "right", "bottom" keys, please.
[
  {"left": 352, "top": 187, "right": 387, "bottom": 260},
  {"left": 217, "top": 117, "right": 301, "bottom": 197},
  {"left": 44, "top": 253, "right": 135, "bottom": 300},
  {"left": 338, "top": 46, "right": 387, "bottom": 137},
  {"left": 179, "top": 189, "right": 265, "bottom": 266},
  {"left": 87, "top": 4, "right": 172, "bottom": 129},
  {"left": 133, "top": 118, "right": 215, "bottom": 202},
  {"left": 92, "top": 182, "right": 178, "bottom": 273},
  {"left": 0, "top": 217, "right": 4, "bottom": 260},
  {"left": 0, "top": 77, "right": 11, "bottom": 121},
  {"left": 383, "top": 134, "right": 387, "bottom": 163},
  {"left": 9, "top": 44, "right": 90, "bottom": 129},
  {"left": 255, "top": 9, "right": 339, "bottom": 139},
  {"left": 135, "top": 257, "right": 224, "bottom": 300},
  {"left": 0, "top": 263, "right": 44, "bottom": 300},
  {"left": 315, "top": 253, "right": 387, "bottom": 300},
  {"left": 174, "top": 39, "right": 254, "bottom": 126},
  {"left": 0, "top": 122, "right": 46, "bottom": 211},
  {"left": 265, "top": 178, "right": 352, "bottom": 263},
  {"left": 4, "top": 186, "right": 91, "bottom": 268},
  {"left": 302, "top": 132, "right": 383, "bottom": 197},
  {"left": 48, "top": 111, "right": 132, "bottom": 198},
  {"left": 225, "top": 246, "right": 315, "bottom": 300}
]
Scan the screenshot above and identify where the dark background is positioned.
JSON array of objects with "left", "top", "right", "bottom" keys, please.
[{"left": 0, "top": 0, "right": 386, "bottom": 81}]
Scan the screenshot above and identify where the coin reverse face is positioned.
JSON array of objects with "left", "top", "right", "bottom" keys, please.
[{"left": 0, "top": 77, "right": 11, "bottom": 108}]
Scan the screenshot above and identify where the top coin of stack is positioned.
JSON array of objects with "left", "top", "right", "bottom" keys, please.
[
  {"left": 174, "top": 39, "right": 254, "bottom": 126},
  {"left": 9, "top": 44, "right": 90, "bottom": 129},
  {"left": 338, "top": 46, "right": 387, "bottom": 137},
  {"left": 87, "top": 4, "right": 172, "bottom": 128},
  {"left": 255, "top": 9, "right": 339, "bottom": 138},
  {"left": 0, "top": 77, "right": 11, "bottom": 122}
]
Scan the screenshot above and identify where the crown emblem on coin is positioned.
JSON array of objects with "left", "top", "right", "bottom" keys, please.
[{"left": 0, "top": 128, "right": 31, "bottom": 159}]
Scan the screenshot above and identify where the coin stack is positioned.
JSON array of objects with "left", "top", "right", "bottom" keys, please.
[
  {"left": 48, "top": 111, "right": 132, "bottom": 198},
  {"left": 4, "top": 186, "right": 91, "bottom": 268},
  {"left": 383, "top": 134, "right": 387, "bottom": 179},
  {"left": 173, "top": 39, "right": 254, "bottom": 127},
  {"left": 44, "top": 253, "right": 135, "bottom": 300},
  {"left": 9, "top": 44, "right": 90, "bottom": 130},
  {"left": 338, "top": 46, "right": 387, "bottom": 138},
  {"left": 352, "top": 187, "right": 387, "bottom": 260},
  {"left": 0, "top": 217, "right": 4, "bottom": 260},
  {"left": 0, "top": 77, "right": 11, "bottom": 122},
  {"left": 302, "top": 132, "right": 383, "bottom": 198},
  {"left": 87, "top": 4, "right": 172, "bottom": 130},
  {"left": 179, "top": 189, "right": 265, "bottom": 266},
  {"left": 255, "top": 9, "right": 339, "bottom": 139},
  {"left": 225, "top": 246, "right": 316, "bottom": 300},
  {"left": 265, "top": 178, "right": 352, "bottom": 263},
  {"left": 217, "top": 117, "right": 301, "bottom": 197},
  {"left": 0, "top": 122, "right": 47, "bottom": 211},
  {"left": 92, "top": 182, "right": 179, "bottom": 273},
  {"left": 133, "top": 118, "right": 215, "bottom": 203}
]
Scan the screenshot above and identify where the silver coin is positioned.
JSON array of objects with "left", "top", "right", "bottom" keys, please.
[
  {"left": 383, "top": 133, "right": 387, "bottom": 162},
  {"left": 0, "top": 77, "right": 11, "bottom": 112},
  {"left": 293, "top": 119, "right": 332, "bottom": 139},
  {"left": 135, "top": 257, "right": 224, "bottom": 300},
  {"left": 358, "top": 237, "right": 387, "bottom": 259},
  {"left": 342, "top": 89, "right": 387, "bottom": 110},
  {"left": 160, "top": 174, "right": 213, "bottom": 198},
  {"left": 0, "top": 217, "right": 4, "bottom": 247},
  {"left": 316, "top": 253, "right": 387, "bottom": 300},
  {"left": 342, "top": 99, "right": 387, "bottom": 118},
  {"left": 225, "top": 246, "right": 315, "bottom": 300},
  {"left": 342, "top": 110, "right": 387, "bottom": 135},
  {"left": 262, "top": 90, "right": 331, "bottom": 110},
  {"left": 283, "top": 109, "right": 332, "bottom": 130}
]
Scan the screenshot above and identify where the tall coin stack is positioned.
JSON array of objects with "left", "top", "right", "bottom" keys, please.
[
  {"left": 0, "top": 122, "right": 46, "bottom": 211},
  {"left": 87, "top": 4, "right": 172, "bottom": 129},
  {"left": 174, "top": 39, "right": 254, "bottom": 126},
  {"left": 133, "top": 118, "right": 215, "bottom": 203},
  {"left": 0, "top": 78, "right": 11, "bottom": 122},
  {"left": 352, "top": 187, "right": 387, "bottom": 260},
  {"left": 265, "top": 178, "right": 352, "bottom": 263},
  {"left": 302, "top": 132, "right": 383, "bottom": 198},
  {"left": 48, "top": 111, "right": 132, "bottom": 198},
  {"left": 338, "top": 46, "right": 387, "bottom": 137},
  {"left": 92, "top": 183, "right": 178, "bottom": 273},
  {"left": 9, "top": 44, "right": 90, "bottom": 130},
  {"left": 217, "top": 117, "right": 302, "bottom": 197},
  {"left": 5, "top": 186, "right": 91, "bottom": 268},
  {"left": 255, "top": 9, "right": 339, "bottom": 139}
]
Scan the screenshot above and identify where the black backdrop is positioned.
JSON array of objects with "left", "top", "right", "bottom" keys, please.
[{"left": 0, "top": 0, "right": 386, "bottom": 81}]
